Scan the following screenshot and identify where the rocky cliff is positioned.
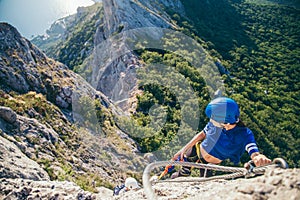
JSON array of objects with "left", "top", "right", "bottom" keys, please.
[
  {"left": 0, "top": 22, "right": 146, "bottom": 193},
  {"left": 1, "top": 167, "right": 299, "bottom": 199},
  {"left": 91, "top": 0, "right": 184, "bottom": 111},
  {"left": 121, "top": 168, "right": 300, "bottom": 200},
  {"left": 32, "top": 0, "right": 186, "bottom": 112}
]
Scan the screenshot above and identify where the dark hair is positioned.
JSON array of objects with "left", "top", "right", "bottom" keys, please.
[{"left": 235, "top": 120, "right": 246, "bottom": 127}]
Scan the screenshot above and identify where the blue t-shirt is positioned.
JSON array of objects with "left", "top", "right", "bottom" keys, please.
[{"left": 201, "top": 122, "right": 259, "bottom": 164}]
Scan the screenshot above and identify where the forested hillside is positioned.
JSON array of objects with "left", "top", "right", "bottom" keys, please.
[{"left": 131, "top": 0, "right": 299, "bottom": 167}]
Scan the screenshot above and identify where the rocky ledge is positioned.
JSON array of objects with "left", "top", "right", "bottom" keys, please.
[
  {"left": 1, "top": 168, "right": 299, "bottom": 200},
  {"left": 0, "top": 178, "right": 112, "bottom": 200},
  {"left": 119, "top": 168, "right": 300, "bottom": 200}
]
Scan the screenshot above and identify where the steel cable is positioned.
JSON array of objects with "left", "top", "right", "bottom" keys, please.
[{"left": 142, "top": 160, "right": 285, "bottom": 200}]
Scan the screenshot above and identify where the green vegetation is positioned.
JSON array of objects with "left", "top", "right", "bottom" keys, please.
[
  {"left": 0, "top": 90, "right": 75, "bottom": 143},
  {"left": 0, "top": 90, "right": 123, "bottom": 191},
  {"left": 47, "top": 4, "right": 104, "bottom": 70},
  {"left": 130, "top": 0, "right": 299, "bottom": 167},
  {"left": 119, "top": 40, "right": 213, "bottom": 158}
]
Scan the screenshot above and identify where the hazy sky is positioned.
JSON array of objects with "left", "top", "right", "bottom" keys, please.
[{"left": 0, "top": 0, "right": 95, "bottom": 39}]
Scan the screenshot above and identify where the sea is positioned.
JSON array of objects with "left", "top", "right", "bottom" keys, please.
[{"left": 0, "top": 0, "right": 95, "bottom": 39}]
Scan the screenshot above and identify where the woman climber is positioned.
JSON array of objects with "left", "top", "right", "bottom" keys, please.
[{"left": 171, "top": 97, "right": 271, "bottom": 178}]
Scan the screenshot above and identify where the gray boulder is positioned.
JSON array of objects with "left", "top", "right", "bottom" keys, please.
[{"left": 0, "top": 106, "right": 17, "bottom": 124}]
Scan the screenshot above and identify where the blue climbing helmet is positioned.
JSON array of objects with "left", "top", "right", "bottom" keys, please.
[{"left": 205, "top": 97, "right": 240, "bottom": 124}]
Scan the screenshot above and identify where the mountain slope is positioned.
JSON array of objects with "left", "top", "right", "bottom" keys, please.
[
  {"left": 32, "top": 0, "right": 185, "bottom": 111},
  {"left": 0, "top": 22, "right": 146, "bottom": 192}
]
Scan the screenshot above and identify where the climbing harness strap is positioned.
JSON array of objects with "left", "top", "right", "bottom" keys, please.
[{"left": 195, "top": 142, "right": 208, "bottom": 164}]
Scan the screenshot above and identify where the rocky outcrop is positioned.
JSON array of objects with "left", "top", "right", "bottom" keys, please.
[
  {"left": 0, "top": 22, "right": 146, "bottom": 192},
  {"left": 0, "top": 22, "right": 110, "bottom": 110},
  {"left": 0, "top": 106, "right": 17, "bottom": 124},
  {"left": 91, "top": 0, "right": 184, "bottom": 111},
  {"left": 0, "top": 90, "right": 144, "bottom": 191},
  {"left": 0, "top": 135, "right": 49, "bottom": 181},
  {"left": 0, "top": 178, "right": 113, "bottom": 200},
  {"left": 118, "top": 168, "right": 300, "bottom": 200},
  {"left": 0, "top": 22, "right": 68, "bottom": 108},
  {"left": 0, "top": 168, "right": 299, "bottom": 199},
  {"left": 101, "top": 0, "right": 181, "bottom": 37},
  {"left": 31, "top": 1, "right": 186, "bottom": 112}
]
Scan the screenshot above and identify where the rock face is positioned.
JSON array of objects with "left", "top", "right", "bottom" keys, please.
[
  {"left": 0, "top": 135, "right": 49, "bottom": 181},
  {"left": 101, "top": 0, "right": 182, "bottom": 37},
  {"left": 117, "top": 168, "right": 300, "bottom": 200},
  {"left": 32, "top": 0, "right": 185, "bottom": 112},
  {"left": 0, "top": 106, "right": 17, "bottom": 124},
  {"left": 0, "top": 168, "right": 299, "bottom": 199},
  {"left": 0, "top": 179, "right": 113, "bottom": 200},
  {"left": 0, "top": 22, "right": 146, "bottom": 194},
  {"left": 91, "top": 0, "right": 184, "bottom": 111},
  {"left": 0, "top": 22, "right": 113, "bottom": 110},
  {"left": 0, "top": 22, "right": 69, "bottom": 108}
]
